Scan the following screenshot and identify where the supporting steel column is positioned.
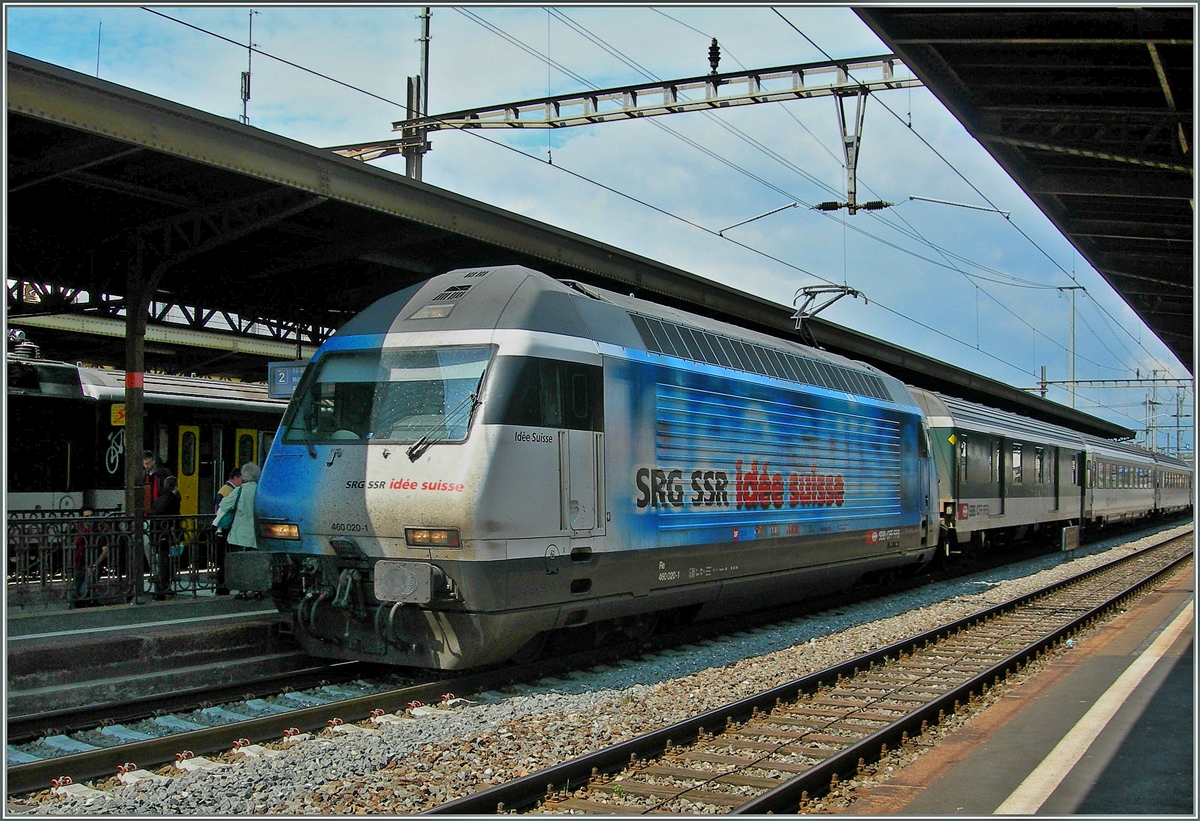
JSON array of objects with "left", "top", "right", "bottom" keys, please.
[{"left": 123, "top": 235, "right": 148, "bottom": 601}]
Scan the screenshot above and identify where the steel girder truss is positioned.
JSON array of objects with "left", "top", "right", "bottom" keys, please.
[
  {"left": 7, "top": 278, "right": 333, "bottom": 351},
  {"left": 329, "top": 55, "right": 921, "bottom": 162}
]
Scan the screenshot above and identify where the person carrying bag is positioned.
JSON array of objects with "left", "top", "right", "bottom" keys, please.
[{"left": 211, "top": 461, "right": 261, "bottom": 599}]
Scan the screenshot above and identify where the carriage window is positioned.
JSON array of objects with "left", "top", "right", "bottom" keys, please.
[
  {"left": 991, "top": 440, "right": 1000, "bottom": 484},
  {"left": 1012, "top": 444, "right": 1023, "bottom": 483},
  {"left": 181, "top": 431, "right": 197, "bottom": 476},
  {"left": 238, "top": 433, "right": 255, "bottom": 466},
  {"left": 1035, "top": 448, "right": 1045, "bottom": 483}
]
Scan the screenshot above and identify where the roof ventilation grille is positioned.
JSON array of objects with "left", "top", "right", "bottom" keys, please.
[{"left": 431, "top": 285, "right": 473, "bottom": 302}]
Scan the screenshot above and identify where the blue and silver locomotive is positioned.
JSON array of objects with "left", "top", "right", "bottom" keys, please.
[{"left": 248, "top": 265, "right": 938, "bottom": 668}]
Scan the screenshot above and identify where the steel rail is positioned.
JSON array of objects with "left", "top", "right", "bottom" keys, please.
[
  {"left": 6, "top": 612, "right": 684, "bottom": 796},
  {"left": 6, "top": 659, "right": 368, "bottom": 743},
  {"left": 735, "top": 542, "right": 1191, "bottom": 813},
  {"left": 5, "top": 665, "right": 514, "bottom": 796},
  {"left": 423, "top": 529, "right": 1191, "bottom": 814}
]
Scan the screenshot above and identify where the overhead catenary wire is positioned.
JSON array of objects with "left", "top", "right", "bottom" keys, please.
[
  {"left": 551, "top": 6, "right": 1110, "bottom": 386},
  {"left": 139, "top": 8, "right": 1069, "bottom": 315},
  {"left": 531, "top": 8, "right": 1088, "bottom": 361},
  {"left": 139, "top": 4, "right": 1060, "bottom": 388},
  {"left": 769, "top": 6, "right": 1182, "bottom": 380},
  {"left": 138, "top": 6, "right": 1183, "bottom": 408}
]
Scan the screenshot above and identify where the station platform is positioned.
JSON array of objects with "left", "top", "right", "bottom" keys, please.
[
  {"left": 7, "top": 589, "right": 276, "bottom": 641},
  {"left": 6, "top": 591, "right": 292, "bottom": 716},
  {"left": 839, "top": 565, "right": 1195, "bottom": 815}
]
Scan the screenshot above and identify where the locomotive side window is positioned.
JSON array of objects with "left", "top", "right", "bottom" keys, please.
[
  {"left": 541, "top": 362, "right": 564, "bottom": 427},
  {"left": 484, "top": 356, "right": 603, "bottom": 431},
  {"left": 1011, "top": 443, "right": 1023, "bottom": 483},
  {"left": 571, "top": 373, "right": 589, "bottom": 420}
]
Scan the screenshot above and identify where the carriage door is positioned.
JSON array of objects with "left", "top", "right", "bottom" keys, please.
[
  {"left": 1050, "top": 446, "right": 1060, "bottom": 512},
  {"left": 918, "top": 426, "right": 932, "bottom": 546},
  {"left": 207, "top": 427, "right": 225, "bottom": 516},
  {"left": 177, "top": 426, "right": 199, "bottom": 517},
  {"left": 995, "top": 438, "right": 1006, "bottom": 515}
]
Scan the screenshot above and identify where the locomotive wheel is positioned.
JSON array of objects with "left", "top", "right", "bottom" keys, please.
[
  {"left": 509, "top": 631, "right": 548, "bottom": 664},
  {"left": 620, "top": 612, "right": 659, "bottom": 640}
]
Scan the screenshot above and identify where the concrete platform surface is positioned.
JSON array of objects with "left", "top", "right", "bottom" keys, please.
[{"left": 838, "top": 565, "right": 1194, "bottom": 816}]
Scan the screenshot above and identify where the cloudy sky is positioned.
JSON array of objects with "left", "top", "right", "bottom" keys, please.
[{"left": 5, "top": 4, "right": 1193, "bottom": 450}]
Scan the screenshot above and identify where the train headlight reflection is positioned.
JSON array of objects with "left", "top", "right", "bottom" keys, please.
[
  {"left": 405, "top": 527, "right": 460, "bottom": 548},
  {"left": 262, "top": 522, "right": 300, "bottom": 540}
]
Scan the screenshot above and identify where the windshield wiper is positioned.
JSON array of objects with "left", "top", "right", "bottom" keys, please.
[
  {"left": 299, "top": 408, "right": 318, "bottom": 458},
  {"left": 406, "top": 392, "right": 481, "bottom": 462}
]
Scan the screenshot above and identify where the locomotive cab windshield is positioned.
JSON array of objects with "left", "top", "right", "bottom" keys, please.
[{"left": 281, "top": 345, "right": 494, "bottom": 445}]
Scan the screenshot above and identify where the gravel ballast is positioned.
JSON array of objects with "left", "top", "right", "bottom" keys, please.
[{"left": 18, "top": 521, "right": 1192, "bottom": 816}]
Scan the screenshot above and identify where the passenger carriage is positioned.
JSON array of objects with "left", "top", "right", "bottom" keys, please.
[{"left": 909, "top": 388, "right": 1088, "bottom": 551}]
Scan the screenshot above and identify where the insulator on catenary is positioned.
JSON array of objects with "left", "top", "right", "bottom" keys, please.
[{"left": 812, "top": 200, "right": 893, "bottom": 211}]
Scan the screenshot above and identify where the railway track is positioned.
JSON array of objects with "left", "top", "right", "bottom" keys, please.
[
  {"left": 423, "top": 531, "right": 1192, "bottom": 815},
  {"left": 7, "top": 521, "right": 1188, "bottom": 802}
]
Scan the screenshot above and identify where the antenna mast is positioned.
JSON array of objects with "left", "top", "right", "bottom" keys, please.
[{"left": 240, "top": 10, "right": 259, "bottom": 125}]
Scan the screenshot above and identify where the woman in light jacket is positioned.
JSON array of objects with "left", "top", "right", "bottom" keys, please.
[{"left": 212, "top": 461, "right": 260, "bottom": 598}]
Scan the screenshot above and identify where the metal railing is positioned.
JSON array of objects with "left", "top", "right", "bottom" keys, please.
[{"left": 6, "top": 511, "right": 224, "bottom": 608}]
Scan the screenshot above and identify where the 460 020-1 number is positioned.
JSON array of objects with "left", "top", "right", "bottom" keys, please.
[{"left": 330, "top": 522, "right": 368, "bottom": 533}]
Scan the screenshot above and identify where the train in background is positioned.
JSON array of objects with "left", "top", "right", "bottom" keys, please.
[
  {"left": 245, "top": 265, "right": 1192, "bottom": 670},
  {"left": 7, "top": 343, "right": 287, "bottom": 516}
]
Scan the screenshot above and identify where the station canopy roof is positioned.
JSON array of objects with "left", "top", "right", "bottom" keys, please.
[
  {"left": 857, "top": 6, "right": 1193, "bottom": 375},
  {"left": 6, "top": 51, "right": 1135, "bottom": 439}
]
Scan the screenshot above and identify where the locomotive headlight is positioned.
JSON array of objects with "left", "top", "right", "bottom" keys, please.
[
  {"left": 405, "top": 527, "right": 461, "bottom": 548},
  {"left": 261, "top": 522, "right": 300, "bottom": 540}
]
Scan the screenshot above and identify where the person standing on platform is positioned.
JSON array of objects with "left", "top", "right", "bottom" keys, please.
[
  {"left": 70, "top": 508, "right": 109, "bottom": 607},
  {"left": 213, "top": 461, "right": 261, "bottom": 600},
  {"left": 142, "top": 451, "right": 175, "bottom": 598},
  {"left": 151, "top": 474, "right": 181, "bottom": 600},
  {"left": 212, "top": 468, "right": 242, "bottom": 595}
]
